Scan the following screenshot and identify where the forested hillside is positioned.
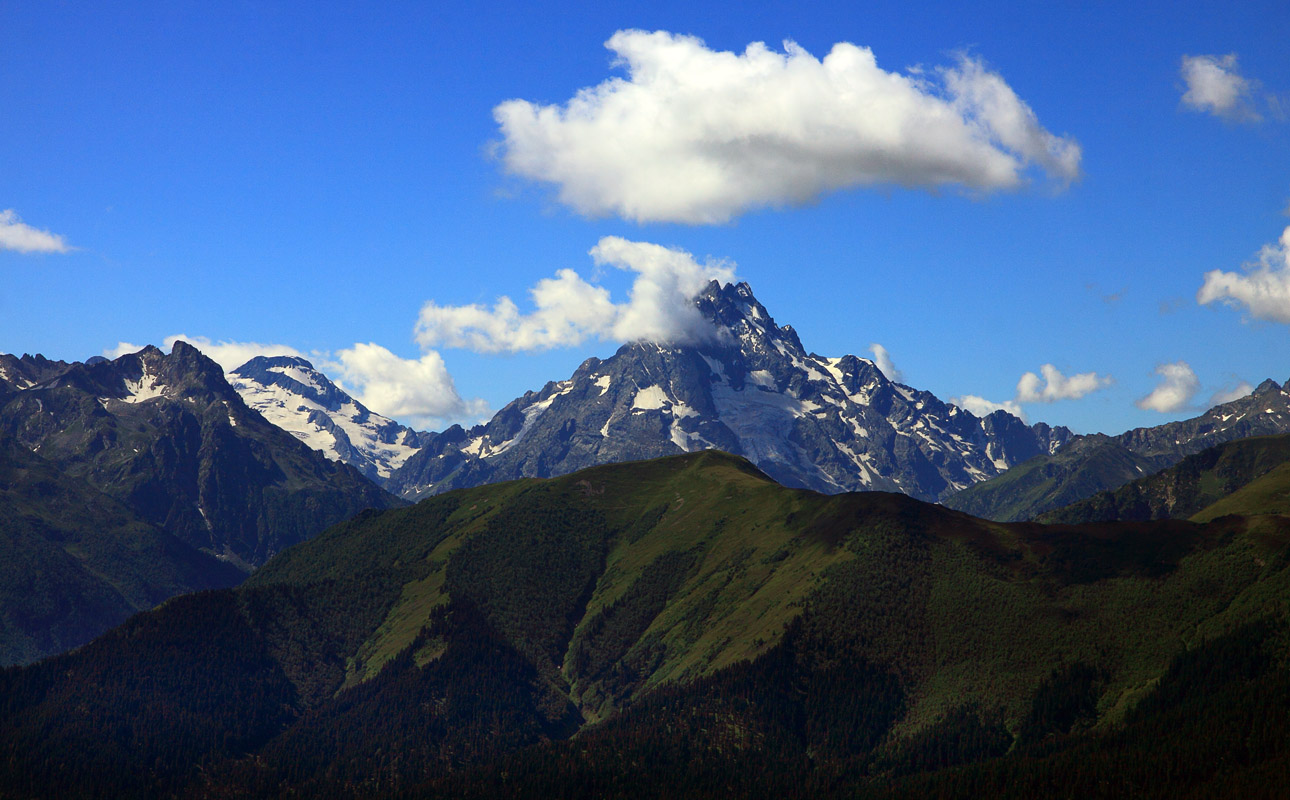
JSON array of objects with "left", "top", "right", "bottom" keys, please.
[{"left": 2, "top": 451, "right": 1288, "bottom": 798}]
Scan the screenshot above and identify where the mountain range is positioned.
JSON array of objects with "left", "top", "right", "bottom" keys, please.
[
  {"left": 225, "top": 280, "right": 1290, "bottom": 526},
  {"left": 7, "top": 280, "right": 1286, "bottom": 669},
  {"left": 0, "top": 343, "right": 402, "bottom": 664},
  {"left": 7, "top": 289, "right": 1290, "bottom": 795},
  {"left": 945, "top": 378, "right": 1290, "bottom": 521},
  {"left": 229, "top": 281, "right": 1073, "bottom": 504}
]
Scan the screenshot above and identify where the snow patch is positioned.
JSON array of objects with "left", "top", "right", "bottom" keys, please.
[
  {"left": 120, "top": 362, "right": 166, "bottom": 403},
  {"left": 483, "top": 382, "right": 576, "bottom": 457},
  {"left": 710, "top": 382, "right": 814, "bottom": 465},
  {"left": 747, "top": 370, "right": 777, "bottom": 389},
  {"left": 700, "top": 355, "right": 728, "bottom": 383},
  {"left": 231, "top": 372, "right": 425, "bottom": 478},
  {"left": 632, "top": 385, "right": 669, "bottom": 411}
]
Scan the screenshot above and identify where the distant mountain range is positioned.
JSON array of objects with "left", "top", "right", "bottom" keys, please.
[
  {"left": 0, "top": 343, "right": 402, "bottom": 664},
  {"left": 6, "top": 282, "right": 1288, "bottom": 667},
  {"left": 1037, "top": 431, "right": 1290, "bottom": 525},
  {"left": 230, "top": 281, "right": 1072, "bottom": 503},
  {"left": 945, "top": 378, "right": 1290, "bottom": 520}
]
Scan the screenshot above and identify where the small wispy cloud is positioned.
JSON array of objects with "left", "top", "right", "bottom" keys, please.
[
  {"left": 952, "top": 363, "right": 1111, "bottom": 422},
  {"left": 868, "top": 343, "right": 903, "bottom": 383},
  {"left": 1016, "top": 364, "right": 1113, "bottom": 403},
  {"left": 0, "top": 209, "right": 72, "bottom": 254},
  {"left": 1197, "top": 225, "right": 1290, "bottom": 322},
  {"left": 415, "top": 236, "right": 736, "bottom": 353},
  {"left": 1179, "top": 53, "right": 1260, "bottom": 122},
  {"left": 494, "top": 30, "right": 1080, "bottom": 224},
  {"left": 1137, "top": 361, "right": 1200, "bottom": 413},
  {"left": 1208, "top": 381, "right": 1254, "bottom": 407}
]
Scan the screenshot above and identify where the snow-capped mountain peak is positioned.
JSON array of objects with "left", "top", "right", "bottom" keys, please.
[
  {"left": 383, "top": 280, "right": 1072, "bottom": 500},
  {"left": 229, "top": 355, "right": 429, "bottom": 482}
]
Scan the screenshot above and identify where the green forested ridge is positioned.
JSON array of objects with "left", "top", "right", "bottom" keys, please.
[{"left": 2, "top": 450, "right": 1289, "bottom": 798}]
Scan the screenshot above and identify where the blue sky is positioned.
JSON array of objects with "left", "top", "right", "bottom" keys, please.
[{"left": 2, "top": 0, "right": 1289, "bottom": 435}]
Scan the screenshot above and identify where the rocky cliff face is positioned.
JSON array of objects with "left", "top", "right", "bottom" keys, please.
[{"left": 386, "top": 281, "right": 1071, "bottom": 501}]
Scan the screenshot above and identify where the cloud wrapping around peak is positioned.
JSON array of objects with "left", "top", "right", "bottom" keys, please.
[
  {"left": 493, "top": 30, "right": 1081, "bottom": 224},
  {"left": 1197, "top": 225, "right": 1290, "bottom": 322},
  {"left": 868, "top": 343, "right": 903, "bottom": 382},
  {"left": 1180, "top": 53, "right": 1260, "bottom": 122},
  {"left": 0, "top": 209, "right": 71, "bottom": 254},
  {"left": 1137, "top": 361, "right": 1200, "bottom": 413},
  {"left": 1015, "top": 363, "right": 1112, "bottom": 403},
  {"left": 415, "top": 236, "right": 736, "bottom": 353}
]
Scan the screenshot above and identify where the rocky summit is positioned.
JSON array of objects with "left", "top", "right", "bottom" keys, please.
[{"left": 385, "top": 281, "right": 1071, "bottom": 501}]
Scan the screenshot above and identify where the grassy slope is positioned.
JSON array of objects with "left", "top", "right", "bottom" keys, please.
[{"left": 1194, "top": 459, "right": 1290, "bottom": 522}]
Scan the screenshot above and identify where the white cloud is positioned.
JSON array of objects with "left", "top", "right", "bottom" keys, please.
[
  {"left": 494, "top": 30, "right": 1081, "bottom": 224},
  {"left": 0, "top": 209, "right": 72, "bottom": 254},
  {"left": 1015, "top": 363, "right": 1112, "bottom": 403},
  {"left": 951, "top": 362, "right": 1110, "bottom": 423},
  {"left": 415, "top": 236, "right": 736, "bottom": 353},
  {"left": 868, "top": 343, "right": 903, "bottom": 382},
  {"left": 950, "top": 394, "right": 1027, "bottom": 422},
  {"left": 1208, "top": 381, "right": 1254, "bottom": 407},
  {"left": 326, "top": 343, "right": 488, "bottom": 428},
  {"left": 1197, "top": 225, "right": 1290, "bottom": 322},
  {"left": 1180, "top": 54, "right": 1260, "bottom": 122},
  {"left": 1137, "top": 361, "right": 1200, "bottom": 413}
]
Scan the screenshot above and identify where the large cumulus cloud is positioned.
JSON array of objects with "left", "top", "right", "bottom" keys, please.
[{"left": 494, "top": 30, "right": 1081, "bottom": 224}]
